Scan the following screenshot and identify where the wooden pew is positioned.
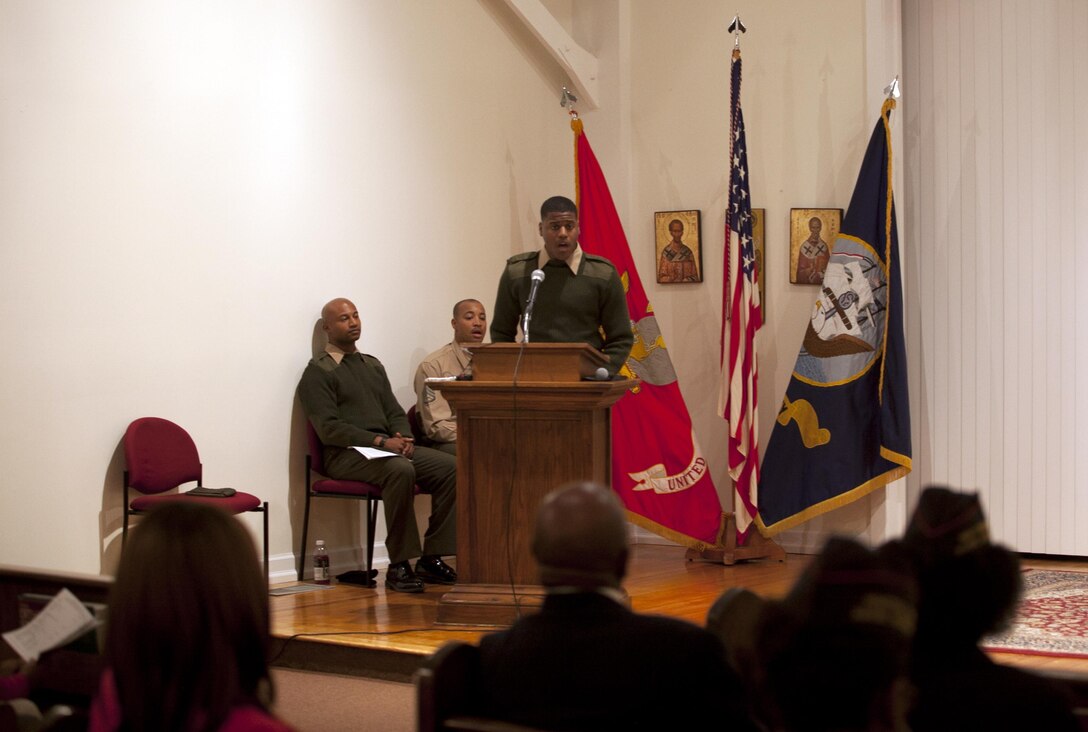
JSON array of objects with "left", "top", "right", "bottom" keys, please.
[{"left": 0, "top": 564, "right": 112, "bottom": 710}]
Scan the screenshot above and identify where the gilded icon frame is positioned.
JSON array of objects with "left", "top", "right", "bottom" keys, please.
[
  {"left": 654, "top": 210, "right": 703, "bottom": 284},
  {"left": 789, "top": 208, "right": 842, "bottom": 284},
  {"left": 751, "top": 208, "right": 765, "bottom": 310}
]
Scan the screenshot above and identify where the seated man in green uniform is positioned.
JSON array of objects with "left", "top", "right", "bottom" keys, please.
[
  {"left": 298, "top": 298, "right": 458, "bottom": 593},
  {"left": 490, "top": 195, "right": 634, "bottom": 374}
]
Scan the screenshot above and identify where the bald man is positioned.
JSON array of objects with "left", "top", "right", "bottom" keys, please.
[
  {"left": 477, "top": 482, "right": 756, "bottom": 731},
  {"left": 297, "top": 298, "right": 457, "bottom": 593}
]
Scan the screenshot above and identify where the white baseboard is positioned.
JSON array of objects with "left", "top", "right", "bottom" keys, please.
[
  {"left": 267, "top": 524, "right": 836, "bottom": 584},
  {"left": 629, "top": 525, "right": 680, "bottom": 546},
  {"left": 269, "top": 543, "right": 392, "bottom": 584},
  {"left": 628, "top": 523, "right": 832, "bottom": 557}
]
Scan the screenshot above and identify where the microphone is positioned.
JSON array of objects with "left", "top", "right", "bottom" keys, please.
[
  {"left": 582, "top": 366, "right": 609, "bottom": 381},
  {"left": 522, "top": 268, "right": 545, "bottom": 343}
]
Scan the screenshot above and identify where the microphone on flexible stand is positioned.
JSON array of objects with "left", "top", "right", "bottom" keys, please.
[{"left": 521, "top": 268, "right": 545, "bottom": 343}]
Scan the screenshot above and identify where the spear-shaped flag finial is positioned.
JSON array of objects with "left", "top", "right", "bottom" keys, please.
[
  {"left": 884, "top": 75, "right": 901, "bottom": 100},
  {"left": 728, "top": 13, "right": 747, "bottom": 48}
]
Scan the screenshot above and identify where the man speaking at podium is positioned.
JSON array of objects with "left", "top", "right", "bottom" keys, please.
[{"left": 490, "top": 195, "right": 633, "bottom": 374}]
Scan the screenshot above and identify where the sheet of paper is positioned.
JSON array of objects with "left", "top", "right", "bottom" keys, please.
[
  {"left": 350, "top": 446, "right": 398, "bottom": 460},
  {"left": 1, "top": 588, "right": 97, "bottom": 662}
]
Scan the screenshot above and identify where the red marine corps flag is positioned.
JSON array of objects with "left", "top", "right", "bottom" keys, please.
[{"left": 572, "top": 114, "right": 726, "bottom": 549}]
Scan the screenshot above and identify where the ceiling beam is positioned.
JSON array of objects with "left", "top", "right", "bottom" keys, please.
[{"left": 501, "top": 0, "right": 599, "bottom": 110}]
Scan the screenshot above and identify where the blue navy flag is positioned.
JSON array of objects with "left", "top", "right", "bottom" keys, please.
[{"left": 757, "top": 99, "right": 911, "bottom": 536}]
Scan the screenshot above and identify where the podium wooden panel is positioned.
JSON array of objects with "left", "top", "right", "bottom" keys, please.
[
  {"left": 465, "top": 342, "right": 609, "bottom": 382},
  {"left": 432, "top": 344, "right": 634, "bottom": 626}
]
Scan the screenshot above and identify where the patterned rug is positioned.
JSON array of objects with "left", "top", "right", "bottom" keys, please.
[{"left": 982, "top": 569, "right": 1088, "bottom": 658}]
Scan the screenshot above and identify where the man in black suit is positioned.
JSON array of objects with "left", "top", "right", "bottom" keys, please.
[{"left": 477, "top": 481, "right": 756, "bottom": 731}]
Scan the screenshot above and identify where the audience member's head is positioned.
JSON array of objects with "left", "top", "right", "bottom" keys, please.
[
  {"left": 531, "top": 481, "right": 628, "bottom": 590},
  {"left": 104, "top": 502, "right": 273, "bottom": 732},
  {"left": 900, "top": 485, "right": 1022, "bottom": 647},
  {"left": 756, "top": 537, "right": 918, "bottom": 732},
  {"left": 705, "top": 586, "right": 767, "bottom": 724},
  {"left": 706, "top": 587, "right": 765, "bottom": 675}
]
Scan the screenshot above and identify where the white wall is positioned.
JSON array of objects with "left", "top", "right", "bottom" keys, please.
[
  {"left": 0, "top": 0, "right": 902, "bottom": 578},
  {"left": 0, "top": 0, "right": 579, "bottom": 577}
]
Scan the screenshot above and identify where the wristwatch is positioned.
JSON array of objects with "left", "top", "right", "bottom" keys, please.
[{"left": 378, "top": 436, "right": 388, "bottom": 449}]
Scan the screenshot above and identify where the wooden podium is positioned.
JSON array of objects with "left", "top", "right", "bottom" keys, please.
[{"left": 432, "top": 343, "right": 635, "bottom": 626}]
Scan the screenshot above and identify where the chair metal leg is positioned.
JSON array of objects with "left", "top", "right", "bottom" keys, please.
[
  {"left": 365, "top": 496, "right": 379, "bottom": 577},
  {"left": 298, "top": 468, "right": 313, "bottom": 582},
  {"left": 121, "top": 472, "right": 130, "bottom": 550},
  {"left": 261, "top": 501, "right": 269, "bottom": 581}
]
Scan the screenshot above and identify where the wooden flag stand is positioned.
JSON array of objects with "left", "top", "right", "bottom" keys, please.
[{"left": 685, "top": 512, "right": 785, "bottom": 566}]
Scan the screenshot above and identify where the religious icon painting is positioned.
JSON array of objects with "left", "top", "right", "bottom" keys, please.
[
  {"left": 789, "top": 208, "right": 842, "bottom": 285},
  {"left": 752, "top": 208, "right": 765, "bottom": 312},
  {"left": 654, "top": 210, "right": 702, "bottom": 284}
]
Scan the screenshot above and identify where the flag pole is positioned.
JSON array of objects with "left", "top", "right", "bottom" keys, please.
[
  {"left": 562, "top": 86, "right": 583, "bottom": 204},
  {"left": 691, "top": 13, "right": 784, "bottom": 566},
  {"left": 723, "top": 14, "right": 745, "bottom": 322}
]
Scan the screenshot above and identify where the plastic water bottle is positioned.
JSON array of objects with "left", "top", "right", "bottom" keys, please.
[{"left": 313, "top": 540, "right": 330, "bottom": 584}]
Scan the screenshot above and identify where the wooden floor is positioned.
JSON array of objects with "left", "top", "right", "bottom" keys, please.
[{"left": 268, "top": 544, "right": 1088, "bottom": 682}]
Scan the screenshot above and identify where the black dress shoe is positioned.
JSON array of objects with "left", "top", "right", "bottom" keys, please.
[
  {"left": 415, "top": 555, "right": 457, "bottom": 585},
  {"left": 385, "top": 561, "right": 424, "bottom": 593}
]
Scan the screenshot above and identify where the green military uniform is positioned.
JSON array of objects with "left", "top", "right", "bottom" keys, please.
[
  {"left": 490, "top": 249, "right": 634, "bottom": 374},
  {"left": 298, "top": 349, "right": 456, "bottom": 564}
]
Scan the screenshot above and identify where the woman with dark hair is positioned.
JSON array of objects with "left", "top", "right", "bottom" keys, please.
[{"left": 89, "top": 502, "right": 293, "bottom": 732}]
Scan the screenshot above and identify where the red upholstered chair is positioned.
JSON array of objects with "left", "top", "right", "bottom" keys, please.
[
  {"left": 406, "top": 404, "right": 433, "bottom": 447},
  {"left": 298, "top": 421, "right": 385, "bottom": 584},
  {"left": 121, "top": 417, "right": 269, "bottom": 575}
]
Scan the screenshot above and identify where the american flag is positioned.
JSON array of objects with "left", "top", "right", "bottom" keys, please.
[{"left": 718, "top": 48, "right": 762, "bottom": 541}]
